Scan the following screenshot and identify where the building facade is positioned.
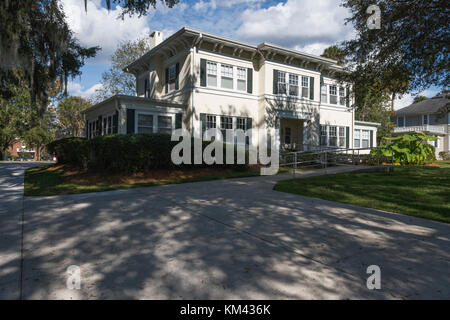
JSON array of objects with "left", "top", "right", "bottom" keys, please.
[
  {"left": 83, "top": 27, "right": 379, "bottom": 153},
  {"left": 392, "top": 91, "right": 450, "bottom": 159}
]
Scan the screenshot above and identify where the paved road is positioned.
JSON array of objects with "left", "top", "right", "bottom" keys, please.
[
  {"left": 1, "top": 163, "right": 449, "bottom": 299},
  {"left": 0, "top": 162, "right": 49, "bottom": 299}
]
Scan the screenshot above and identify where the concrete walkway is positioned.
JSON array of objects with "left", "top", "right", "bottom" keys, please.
[{"left": 1, "top": 163, "right": 449, "bottom": 299}]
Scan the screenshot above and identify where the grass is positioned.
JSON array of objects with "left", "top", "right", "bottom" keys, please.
[
  {"left": 24, "top": 164, "right": 281, "bottom": 196},
  {"left": 274, "top": 161, "right": 450, "bottom": 223}
]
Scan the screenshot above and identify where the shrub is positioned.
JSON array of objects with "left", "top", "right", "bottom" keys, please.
[
  {"left": 439, "top": 151, "right": 450, "bottom": 161},
  {"left": 47, "top": 134, "right": 249, "bottom": 173},
  {"left": 371, "top": 132, "right": 436, "bottom": 165},
  {"left": 47, "top": 137, "right": 88, "bottom": 167}
]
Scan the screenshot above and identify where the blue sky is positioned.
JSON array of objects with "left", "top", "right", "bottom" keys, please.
[{"left": 62, "top": 0, "right": 441, "bottom": 109}]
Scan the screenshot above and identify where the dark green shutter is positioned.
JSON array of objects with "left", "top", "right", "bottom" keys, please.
[
  {"left": 273, "top": 69, "right": 278, "bottom": 94},
  {"left": 309, "top": 76, "right": 314, "bottom": 100},
  {"left": 346, "top": 87, "right": 350, "bottom": 108},
  {"left": 370, "top": 130, "right": 373, "bottom": 148},
  {"left": 126, "top": 109, "right": 135, "bottom": 134},
  {"left": 165, "top": 68, "right": 169, "bottom": 94},
  {"left": 200, "top": 59, "right": 207, "bottom": 87},
  {"left": 175, "top": 62, "right": 180, "bottom": 90},
  {"left": 175, "top": 113, "right": 182, "bottom": 129},
  {"left": 200, "top": 113, "right": 206, "bottom": 137},
  {"left": 113, "top": 112, "right": 118, "bottom": 134},
  {"left": 247, "top": 68, "right": 253, "bottom": 93},
  {"left": 246, "top": 117, "right": 252, "bottom": 145},
  {"left": 346, "top": 127, "right": 349, "bottom": 148}
]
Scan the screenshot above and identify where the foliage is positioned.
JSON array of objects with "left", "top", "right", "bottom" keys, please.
[
  {"left": 94, "top": 37, "right": 153, "bottom": 102},
  {"left": 47, "top": 134, "right": 249, "bottom": 172},
  {"left": 84, "top": 0, "right": 179, "bottom": 18},
  {"left": 439, "top": 151, "right": 450, "bottom": 161},
  {"left": 0, "top": 0, "right": 99, "bottom": 117},
  {"left": 320, "top": 45, "right": 345, "bottom": 66},
  {"left": 57, "top": 96, "right": 91, "bottom": 137},
  {"left": 371, "top": 132, "right": 436, "bottom": 165},
  {"left": 342, "top": 0, "right": 449, "bottom": 92},
  {"left": 413, "top": 96, "right": 428, "bottom": 103}
]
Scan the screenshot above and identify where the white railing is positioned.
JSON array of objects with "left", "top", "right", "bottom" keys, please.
[{"left": 393, "top": 125, "right": 445, "bottom": 134}]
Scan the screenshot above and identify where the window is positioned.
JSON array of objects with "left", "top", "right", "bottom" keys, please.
[
  {"left": 321, "top": 84, "right": 327, "bottom": 103},
  {"left": 329, "top": 126, "right": 337, "bottom": 146},
  {"left": 301, "top": 76, "right": 309, "bottom": 98},
  {"left": 168, "top": 65, "right": 177, "bottom": 92},
  {"left": 284, "top": 127, "right": 291, "bottom": 144},
  {"left": 237, "top": 67, "right": 246, "bottom": 91},
  {"left": 158, "top": 116, "right": 172, "bottom": 134},
  {"left": 422, "top": 114, "right": 429, "bottom": 125},
  {"left": 354, "top": 129, "right": 361, "bottom": 148},
  {"left": 362, "top": 130, "right": 369, "bottom": 148},
  {"left": 397, "top": 116, "right": 405, "bottom": 127},
  {"left": 207, "top": 61, "right": 217, "bottom": 87},
  {"left": 221, "top": 64, "right": 233, "bottom": 89},
  {"left": 339, "top": 127, "right": 345, "bottom": 147},
  {"left": 107, "top": 116, "right": 112, "bottom": 135},
  {"left": 137, "top": 114, "right": 153, "bottom": 133},
  {"left": 339, "top": 87, "right": 345, "bottom": 105},
  {"left": 236, "top": 117, "right": 247, "bottom": 131},
  {"left": 320, "top": 125, "right": 327, "bottom": 146},
  {"left": 288, "top": 74, "right": 299, "bottom": 96},
  {"left": 206, "top": 115, "right": 216, "bottom": 129},
  {"left": 103, "top": 118, "right": 107, "bottom": 135},
  {"left": 329, "top": 85, "right": 337, "bottom": 104},
  {"left": 435, "top": 138, "right": 439, "bottom": 148},
  {"left": 278, "top": 71, "right": 287, "bottom": 94},
  {"left": 220, "top": 116, "right": 233, "bottom": 140}
]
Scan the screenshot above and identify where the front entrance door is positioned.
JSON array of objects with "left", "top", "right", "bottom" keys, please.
[{"left": 280, "top": 118, "right": 303, "bottom": 151}]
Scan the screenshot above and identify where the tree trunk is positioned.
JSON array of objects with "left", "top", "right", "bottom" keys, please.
[{"left": 391, "top": 92, "right": 396, "bottom": 111}]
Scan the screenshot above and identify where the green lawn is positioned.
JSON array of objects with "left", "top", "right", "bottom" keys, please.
[
  {"left": 25, "top": 165, "right": 284, "bottom": 196},
  {"left": 274, "top": 161, "right": 450, "bottom": 223}
]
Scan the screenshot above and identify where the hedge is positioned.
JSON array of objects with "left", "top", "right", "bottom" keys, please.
[{"left": 47, "top": 134, "right": 249, "bottom": 172}]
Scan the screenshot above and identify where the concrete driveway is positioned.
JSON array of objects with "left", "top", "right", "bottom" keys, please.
[{"left": 1, "top": 163, "right": 449, "bottom": 299}]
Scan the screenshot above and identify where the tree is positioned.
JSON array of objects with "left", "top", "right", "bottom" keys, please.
[
  {"left": 23, "top": 114, "right": 55, "bottom": 161},
  {"left": 0, "top": 1, "right": 99, "bottom": 117},
  {"left": 342, "top": 0, "right": 449, "bottom": 92},
  {"left": 94, "top": 37, "right": 153, "bottom": 102},
  {"left": 413, "top": 96, "right": 428, "bottom": 104},
  {"left": 83, "top": 0, "right": 179, "bottom": 17},
  {"left": 57, "top": 96, "right": 92, "bottom": 137},
  {"left": 320, "top": 45, "right": 345, "bottom": 66}
]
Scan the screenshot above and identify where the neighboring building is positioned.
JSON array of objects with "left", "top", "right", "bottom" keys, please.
[
  {"left": 83, "top": 27, "right": 379, "bottom": 153},
  {"left": 6, "top": 141, "right": 37, "bottom": 160},
  {"left": 392, "top": 91, "right": 449, "bottom": 159}
]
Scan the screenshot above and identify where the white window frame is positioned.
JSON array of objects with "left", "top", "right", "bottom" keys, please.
[
  {"left": 361, "top": 130, "right": 370, "bottom": 148},
  {"left": 339, "top": 86, "right": 345, "bottom": 106},
  {"left": 321, "top": 84, "right": 328, "bottom": 104},
  {"left": 202, "top": 114, "right": 251, "bottom": 145},
  {"left": 206, "top": 61, "right": 218, "bottom": 87},
  {"left": 278, "top": 71, "right": 287, "bottom": 94},
  {"left": 354, "top": 129, "right": 361, "bottom": 148},
  {"left": 220, "top": 63, "right": 234, "bottom": 90},
  {"left": 289, "top": 74, "right": 299, "bottom": 96},
  {"left": 329, "top": 85, "right": 337, "bottom": 104},
  {"left": 301, "top": 76, "right": 309, "bottom": 98},
  {"left": 168, "top": 64, "right": 177, "bottom": 93},
  {"left": 135, "top": 111, "right": 175, "bottom": 134},
  {"left": 236, "top": 67, "right": 247, "bottom": 92}
]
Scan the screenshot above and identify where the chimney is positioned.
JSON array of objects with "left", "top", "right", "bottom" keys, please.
[{"left": 149, "top": 31, "right": 163, "bottom": 49}]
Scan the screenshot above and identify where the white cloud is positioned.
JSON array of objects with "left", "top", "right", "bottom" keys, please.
[
  {"left": 61, "top": 0, "right": 150, "bottom": 64},
  {"left": 67, "top": 82, "right": 103, "bottom": 99},
  {"left": 236, "top": 0, "right": 354, "bottom": 55},
  {"left": 194, "top": 0, "right": 264, "bottom": 12},
  {"left": 394, "top": 89, "right": 439, "bottom": 110}
]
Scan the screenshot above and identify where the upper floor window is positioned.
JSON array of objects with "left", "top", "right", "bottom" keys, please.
[
  {"left": 339, "top": 87, "right": 345, "bottom": 105},
  {"left": 321, "top": 84, "right": 328, "bottom": 103},
  {"left": 236, "top": 67, "right": 247, "bottom": 92},
  {"left": 278, "top": 71, "right": 287, "bottom": 94},
  {"left": 168, "top": 65, "right": 177, "bottom": 92},
  {"left": 207, "top": 61, "right": 217, "bottom": 87},
  {"left": 289, "top": 74, "right": 299, "bottom": 96},
  {"left": 221, "top": 64, "right": 234, "bottom": 89},
  {"left": 301, "top": 76, "right": 309, "bottom": 98},
  {"left": 329, "top": 85, "right": 337, "bottom": 104}
]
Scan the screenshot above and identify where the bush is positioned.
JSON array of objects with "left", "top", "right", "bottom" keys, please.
[
  {"left": 47, "top": 133, "right": 249, "bottom": 173},
  {"left": 439, "top": 151, "right": 450, "bottom": 161},
  {"left": 371, "top": 132, "right": 436, "bottom": 165},
  {"left": 47, "top": 137, "right": 88, "bottom": 167}
]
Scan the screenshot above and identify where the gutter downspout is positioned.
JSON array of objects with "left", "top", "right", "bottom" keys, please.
[{"left": 191, "top": 33, "right": 203, "bottom": 135}]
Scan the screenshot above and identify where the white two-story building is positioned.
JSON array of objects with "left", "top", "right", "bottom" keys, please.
[{"left": 83, "top": 27, "right": 379, "bottom": 152}]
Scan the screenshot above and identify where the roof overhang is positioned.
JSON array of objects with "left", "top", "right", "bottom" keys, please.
[
  {"left": 82, "top": 95, "right": 186, "bottom": 114},
  {"left": 355, "top": 120, "right": 381, "bottom": 127}
]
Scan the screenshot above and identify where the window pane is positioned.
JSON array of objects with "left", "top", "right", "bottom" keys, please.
[
  {"left": 169, "top": 65, "right": 176, "bottom": 82},
  {"left": 237, "top": 67, "right": 246, "bottom": 80},
  {"left": 138, "top": 114, "right": 153, "bottom": 126},
  {"left": 207, "top": 74, "right": 217, "bottom": 87},
  {"left": 354, "top": 139, "right": 360, "bottom": 148},
  {"left": 206, "top": 115, "right": 216, "bottom": 129},
  {"left": 301, "top": 76, "right": 308, "bottom": 88},
  {"left": 289, "top": 74, "right": 298, "bottom": 85},
  {"left": 321, "top": 85, "right": 327, "bottom": 103},
  {"left": 329, "top": 86, "right": 337, "bottom": 104},
  {"left": 138, "top": 127, "right": 153, "bottom": 133},
  {"left": 207, "top": 62, "right": 217, "bottom": 74},
  {"left": 158, "top": 116, "right": 172, "bottom": 134},
  {"left": 339, "top": 87, "right": 345, "bottom": 105},
  {"left": 237, "top": 79, "right": 246, "bottom": 91},
  {"left": 221, "top": 64, "right": 233, "bottom": 78},
  {"left": 236, "top": 117, "right": 246, "bottom": 130},
  {"left": 302, "top": 86, "right": 309, "bottom": 98},
  {"left": 221, "top": 77, "right": 233, "bottom": 89}
]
